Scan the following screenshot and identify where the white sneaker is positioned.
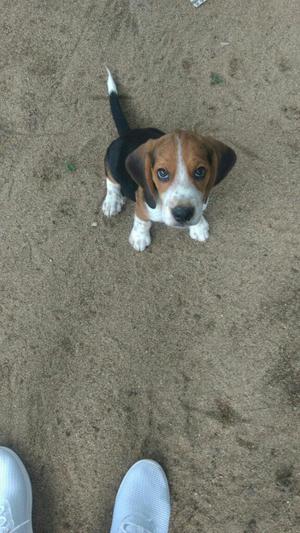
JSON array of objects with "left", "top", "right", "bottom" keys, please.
[
  {"left": 0, "top": 447, "right": 33, "bottom": 533},
  {"left": 110, "top": 460, "right": 171, "bottom": 533}
]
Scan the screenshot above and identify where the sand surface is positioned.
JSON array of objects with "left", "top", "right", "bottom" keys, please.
[{"left": 0, "top": 1, "right": 299, "bottom": 531}]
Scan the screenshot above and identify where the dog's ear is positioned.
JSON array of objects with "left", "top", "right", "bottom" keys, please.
[
  {"left": 204, "top": 137, "right": 237, "bottom": 186},
  {"left": 125, "top": 140, "right": 157, "bottom": 208}
]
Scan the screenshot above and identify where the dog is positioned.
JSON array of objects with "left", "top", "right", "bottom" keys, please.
[{"left": 102, "top": 69, "right": 236, "bottom": 251}]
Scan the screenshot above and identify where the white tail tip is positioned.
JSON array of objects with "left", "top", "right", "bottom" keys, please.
[{"left": 105, "top": 66, "right": 117, "bottom": 95}]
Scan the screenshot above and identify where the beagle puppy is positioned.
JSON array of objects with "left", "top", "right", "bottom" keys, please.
[{"left": 102, "top": 69, "right": 236, "bottom": 251}]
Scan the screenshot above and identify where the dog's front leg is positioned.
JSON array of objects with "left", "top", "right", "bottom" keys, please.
[
  {"left": 189, "top": 215, "right": 209, "bottom": 242},
  {"left": 102, "top": 177, "right": 125, "bottom": 217},
  {"left": 129, "top": 190, "right": 152, "bottom": 252},
  {"left": 129, "top": 214, "right": 152, "bottom": 252}
]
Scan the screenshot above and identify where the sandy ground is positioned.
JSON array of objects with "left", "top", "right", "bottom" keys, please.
[{"left": 0, "top": 1, "right": 299, "bottom": 532}]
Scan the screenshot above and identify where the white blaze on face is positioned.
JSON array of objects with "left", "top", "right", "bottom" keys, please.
[{"left": 159, "top": 136, "right": 204, "bottom": 226}]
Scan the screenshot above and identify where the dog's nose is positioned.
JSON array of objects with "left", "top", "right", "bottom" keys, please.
[{"left": 172, "top": 205, "right": 195, "bottom": 223}]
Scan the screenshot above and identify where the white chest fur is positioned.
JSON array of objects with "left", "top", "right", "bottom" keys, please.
[{"left": 146, "top": 201, "right": 164, "bottom": 223}]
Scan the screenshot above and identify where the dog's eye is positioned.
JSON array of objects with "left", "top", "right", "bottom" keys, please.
[
  {"left": 157, "top": 168, "right": 169, "bottom": 181},
  {"left": 194, "top": 167, "right": 206, "bottom": 180}
]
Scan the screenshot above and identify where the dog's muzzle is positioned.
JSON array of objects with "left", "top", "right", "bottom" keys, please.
[{"left": 171, "top": 205, "right": 195, "bottom": 224}]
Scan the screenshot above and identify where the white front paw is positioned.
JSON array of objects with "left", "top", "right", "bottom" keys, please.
[
  {"left": 102, "top": 192, "right": 125, "bottom": 217},
  {"left": 189, "top": 217, "right": 209, "bottom": 242},
  {"left": 129, "top": 229, "right": 151, "bottom": 251},
  {"left": 129, "top": 215, "right": 152, "bottom": 251}
]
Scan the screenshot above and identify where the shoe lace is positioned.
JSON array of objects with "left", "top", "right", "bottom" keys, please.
[{"left": 0, "top": 500, "right": 14, "bottom": 533}]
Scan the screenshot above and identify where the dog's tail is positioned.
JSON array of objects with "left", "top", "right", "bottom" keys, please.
[{"left": 106, "top": 67, "right": 130, "bottom": 137}]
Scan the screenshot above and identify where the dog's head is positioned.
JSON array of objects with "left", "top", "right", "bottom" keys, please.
[{"left": 126, "top": 130, "right": 236, "bottom": 227}]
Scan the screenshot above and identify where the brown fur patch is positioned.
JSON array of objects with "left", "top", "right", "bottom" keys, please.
[{"left": 135, "top": 187, "right": 150, "bottom": 221}]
